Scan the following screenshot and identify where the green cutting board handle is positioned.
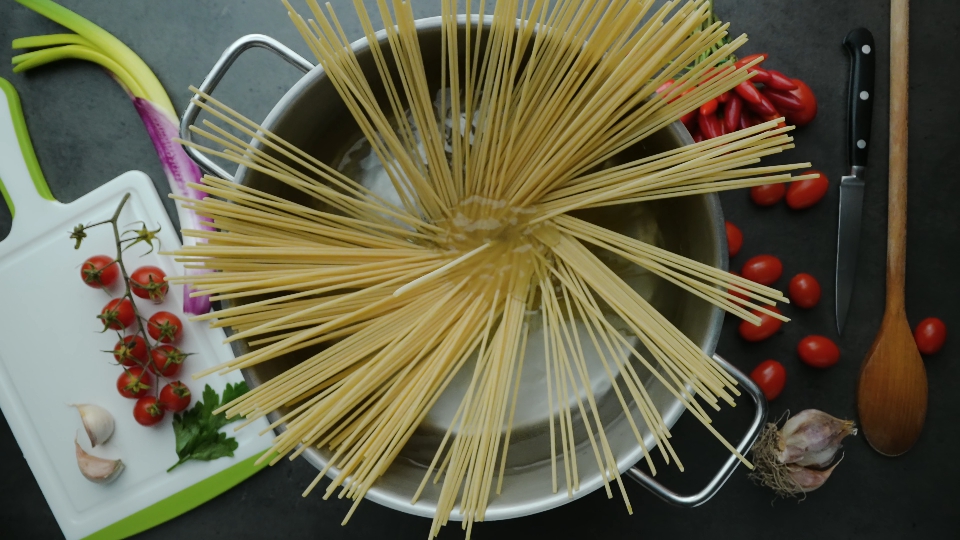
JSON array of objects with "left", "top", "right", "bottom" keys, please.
[{"left": 0, "top": 77, "right": 56, "bottom": 217}]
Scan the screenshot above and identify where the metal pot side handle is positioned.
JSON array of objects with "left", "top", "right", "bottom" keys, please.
[
  {"left": 179, "top": 34, "right": 315, "bottom": 181},
  {"left": 626, "top": 354, "right": 769, "bottom": 508}
]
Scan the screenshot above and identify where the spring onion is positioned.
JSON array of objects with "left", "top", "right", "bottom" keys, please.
[{"left": 12, "top": 0, "right": 212, "bottom": 314}]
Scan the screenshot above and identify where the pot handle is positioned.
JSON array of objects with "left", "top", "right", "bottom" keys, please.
[
  {"left": 179, "top": 34, "right": 314, "bottom": 181},
  {"left": 626, "top": 353, "right": 768, "bottom": 507}
]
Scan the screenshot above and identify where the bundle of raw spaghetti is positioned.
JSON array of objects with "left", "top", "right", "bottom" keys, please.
[{"left": 170, "top": 0, "right": 811, "bottom": 536}]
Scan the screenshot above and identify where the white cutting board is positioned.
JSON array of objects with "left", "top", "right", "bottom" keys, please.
[{"left": 0, "top": 78, "right": 273, "bottom": 540}]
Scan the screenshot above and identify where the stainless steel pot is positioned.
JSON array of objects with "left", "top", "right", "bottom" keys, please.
[{"left": 182, "top": 17, "right": 767, "bottom": 519}]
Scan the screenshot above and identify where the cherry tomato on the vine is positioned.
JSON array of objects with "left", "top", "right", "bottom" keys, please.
[
  {"left": 786, "top": 170, "right": 829, "bottom": 209},
  {"left": 750, "top": 183, "right": 786, "bottom": 206},
  {"left": 725, "top": 221, "right": 743, "bottom": 257},
  {"left": 133, "top": 396, "right": 165, "bottom": 426},
  {"left": 130, "top": 266, "right": 169, "bottom": 303},
  {"left": 797, "top": 336, "right": 840, "bottom": 368},
  {"left": 81, "top": 255, "right": 119, "bottom": 289},
  {"left": 117, "top": 367, "right": 152, "bottom": 399},
  {"left": 151, "top": 345, "right": 188, "bottom": 377},
  {"left": 914, "top": 317, "right": 946, "bottom": 355},
  {"left": 99, "top": 298, "right": 136, "bottom": 331},
  {"left": 741, "top": 255, "right": 783, "bottom": 285},
  {"left": 739, "top": 307, "right": 783, "bottom": 342},
  {"left": 159, "top": 382, "right": 192, "bottom": 412},
  {"left": 750, "top": 360, "right": 786, "bottom": 401},
  {"left": 148, "top": 311, "right": 183, "bottom": 344},
  {"left": 112, "top": 335, "right": 148, "bottom": 367},
  {"left": 788, "top": 273, "right": 821, "bottom": 309}
]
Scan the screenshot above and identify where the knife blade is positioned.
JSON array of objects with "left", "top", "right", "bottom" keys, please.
[{"left": 836, "top": 28, "right": 876, "bottom": 334}]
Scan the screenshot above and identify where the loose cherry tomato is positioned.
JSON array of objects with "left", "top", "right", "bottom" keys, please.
[
  {"left": 783, "top": 78, "right": 817, "bottom": 127},
  {"left": 99, "top": 298, "right": 135, "bottom": 331},
  {"left": 725, "top": 221, "right": 743, "bottom": 257},
  {"left": 112, "top": 335, "right": 148, "bottom": 367},
  {"left": 133, "top": 396, "right": 165, "bottom": 426},
  {"left": 788, "top": 273, "right": 821, "bottom": 309},
  {"left": 797, "top": 336, "right": 840, "bottom": 368},
  {"left": 750, "top": 183, "right": 786, "bottom": 206},
  {"left": 786, "top": 170, "right": 829, "bottom": 209},
  {"left": 151, "top": 345, "right": 188, "bottom": 377},
  {"left": 739, "top": 307, "right": 783, "bottom": 342},
  {"left": 81, "top": 255, "right": 119, "bottom": 288},
  {"left": 148, "top": 311, "right": 183, "bottom": 343},
  {"left": 727, "top": 270, "right": 749, "bottom": 302},
  {"left": 914, "top": 317, "right": 946, "bottom": 355},
  {"left": 741, "top": 255, "right": 783, "bottom": 285},
  {"left": 159, "top": 381, "right": 192, "bottom": 412},
  {"left": 130, "top": 266, "right": 169, "bottom": 303},
  {"left": 117, "top": 367, "right": 152, "bottom": 399},
  {"left": 750, "top": 360, "right": 786, "bottom": 401}
]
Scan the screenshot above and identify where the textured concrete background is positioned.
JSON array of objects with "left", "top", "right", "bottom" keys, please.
[{"left": 1, "top": 1, "right": 957, "bottom": 538}]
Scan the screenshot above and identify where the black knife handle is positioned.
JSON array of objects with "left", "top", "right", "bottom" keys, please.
[{"left": 843, "top": 28, "right": 875, "bottom": 168}]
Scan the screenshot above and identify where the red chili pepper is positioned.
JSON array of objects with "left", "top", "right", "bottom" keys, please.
[
  {"left": 744, "top": 91, "right": 779, "bottom": 117},
  {"left": 698, "top": 111, "right": 722, "bottom": 139},
  {"left": 724, "top": 94, "right": 743, "bottom": 133},
  {"left": 764, "top": 70, "right": 798, "bottom": 91},
  {"left": 719, "top": 114, "right": 729, "bottom": 135},
  {"left": 733, "top": 81, "right": 763, "bottom": 105},
  {"left": 748, "top": 66, "right": 772, "bottom": 84},
  {"left": 692, "top": 129, "right": 704, "bottom": 143},
  {"left": 740, "top": 110, "right": 758, "bottom": 129},
  {"left": 681, "top": 109, "right": 698, "bottom": 128},
  {"left": 762, "top": 88, "right": 804, "bottom": 112},
  {"left": 699, "top": 98, "right": 719, "bottom": 116},
  {"left": 717, "top": 91, "right": 731, "bottom": 104},
  {"left": 655, "top": 79, "right": 676, "bottom": 94},
  {"left": 734, "top": 53, "right": 768, "bottom": 69}
]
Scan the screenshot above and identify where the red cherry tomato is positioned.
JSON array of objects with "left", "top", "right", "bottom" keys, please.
[
  {"left": 99, "top": 298, "right": 136, "bottom": 331},
  {"left": 130, "top": 266, "right": 169, "bottom": 303},
  {"left": 81, "top": 255, "right": 119, "bottom": 289},
  {"left": 151, "top": 345, "right": 188, "bottom": 377},
  {"left": 750, "top": 183, "right": 786, "bottom": 206},
  {"left": 113, "top": 335, "right": 148, "bottom": 367},
  {"left": 133, "top": 396, "right": 165, "bottom": 426},
  {"left": 117, "top": 367, "right": 152, "bottom": 399},
  {"left": 797, "top": 336, "right": 840, "bottom": 368},
  {"left": 914, "top": 317, "right": 947, "bottom": 355},
  {"left": 148, "top": 311, "right": 183, "bottom": 343},
  {"left": 750, "top": 360, "right": 786, "bottom": 401},
  {"left": 725, "top": 221, "right": 743, "bottom": 257},
  {"left": 741, "top": 255, "right": 783, "bottom": 285},
  {"left": 727, "top": 270, "right": 749, "bottom": 302},
  {"left": 786, "top": 170, "right": 829, "bottom": 209},
  {"left": 739, "top": 307, "right": 783, "bottom": 342},
  {"left": 783, "top": 78, "right": 817, "bottom": 127},
  {"left": 788, "top": 273, "right": 821, "bottom": 309},
  {"left": 159, "top": 381, "right": 192, "bottom": 412}
]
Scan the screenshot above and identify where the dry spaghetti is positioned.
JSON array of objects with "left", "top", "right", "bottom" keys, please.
[{"left": 169, "top": 0, "right": 810, "bottom": 537}]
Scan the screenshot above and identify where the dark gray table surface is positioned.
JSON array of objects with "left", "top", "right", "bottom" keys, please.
[{"left": 2, "top": 1, "right": 958, "bottom": 538}]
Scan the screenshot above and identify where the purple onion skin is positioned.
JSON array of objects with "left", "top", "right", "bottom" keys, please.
[{"left": 131, "top": 97, "right": 212, "bottom": 315}]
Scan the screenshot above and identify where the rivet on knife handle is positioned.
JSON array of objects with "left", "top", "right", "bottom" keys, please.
[{"left": 842, "top": 28, "right": 876, "bottom": 167}]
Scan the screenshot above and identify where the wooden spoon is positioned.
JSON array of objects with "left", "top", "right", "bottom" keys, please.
[{"left": 856, "top": 0, "right": 928, "bottom": 456}]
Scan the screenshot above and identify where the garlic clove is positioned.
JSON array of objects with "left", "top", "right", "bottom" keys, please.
[
  {"left": 786, "top": 458, "right": 842, "bottom": 493},
  {"left": 777, "top": 409, "right": 857, "bottom": 465},
  {"left": 71, "top": 404, "right": 115, "bottom": 447},
  {"left": 75, "top": 438, "right": 124, "bottom": 484}
]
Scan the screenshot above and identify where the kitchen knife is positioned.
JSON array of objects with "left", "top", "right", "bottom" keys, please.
[{"left": 836, "top": 28, "right": 875, "bottom": 335}]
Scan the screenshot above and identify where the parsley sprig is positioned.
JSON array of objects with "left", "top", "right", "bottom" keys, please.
[{"left": 167, "top": 382, "right": 249, "bottom": 472}]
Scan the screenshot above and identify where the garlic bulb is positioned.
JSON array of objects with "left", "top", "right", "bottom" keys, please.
[
  {"left": 75, "top": 439, "right": 124, "bottom": 484},
  {"left": 749, "top": 409, "right": 856, "bottom": 499},
  {"left": 71, "top": 404, "right": 115, "bottom": 447}
]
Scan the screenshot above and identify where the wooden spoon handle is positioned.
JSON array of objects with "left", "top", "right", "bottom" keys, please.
[{"left": 887, "top": 0, "right": 909, "bottom": 313}]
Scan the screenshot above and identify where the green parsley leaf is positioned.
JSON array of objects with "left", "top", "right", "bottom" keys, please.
[{"left": 168, "top": 382, "right": 249, "bottom": 472}]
